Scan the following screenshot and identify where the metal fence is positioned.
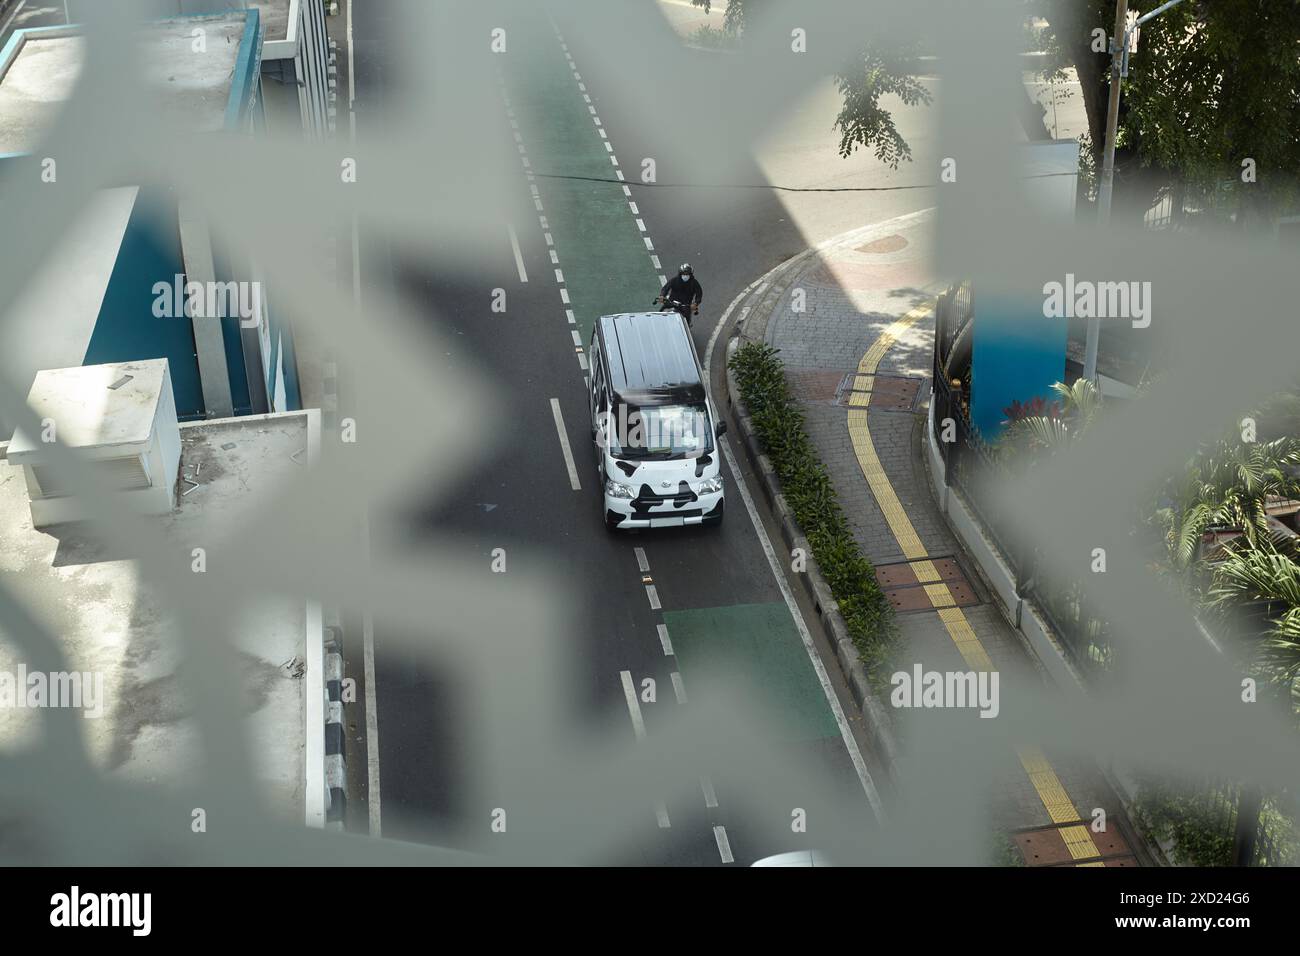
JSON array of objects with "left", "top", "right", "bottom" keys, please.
[
  {"left": 1206, "top": 780, "right": 1297, "bottom": 867},
  {"left": 931, "top": 281, "right": 1113, "bottom": 681}
]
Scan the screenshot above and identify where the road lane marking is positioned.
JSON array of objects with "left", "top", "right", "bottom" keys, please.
[
  {"left": 646, "top": 585, "right": 661, "bottom": 610},
  {"left": 634, "top": 546, "right": 650, "bottom": 572},
  {"left": 655, "top": 803, "right": 671, "bottom": 829},
  {"left": 713, "top": 825, "right": 734, "bottom": 864},
  {"left": 549, "top": 398, "right": 581, "bottom": 490},
  {"left": 671, "top": 671, "right": 687, "bottom": 703},
  {"left": 507, "top": 225, "right": 528, "bottom": 282},
  {"left": 657, "top": 623, "right": 674, "bottom": 656},
  {"left": 620, "top": 670, "right": 646, "bottom": 741},
  {"left": 701, "top": 776, "right": 718, "bottom": 808}
]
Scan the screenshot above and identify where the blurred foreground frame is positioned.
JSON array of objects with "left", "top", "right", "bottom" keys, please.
[{"left": 0, "top": 0, "right": 1294, "bottom": 866}]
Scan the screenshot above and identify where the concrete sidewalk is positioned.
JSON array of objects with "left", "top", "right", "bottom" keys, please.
[{"left": 735, "top": 209, "right": 1145, "bottom": 866}]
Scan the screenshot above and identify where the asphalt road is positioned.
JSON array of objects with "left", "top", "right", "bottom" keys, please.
[{"left": 347, "top": 0, "right": 942, "bottom": 866}]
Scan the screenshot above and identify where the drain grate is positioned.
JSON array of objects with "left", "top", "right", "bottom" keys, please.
[
  {"left": 874, "top": 555, "right": 979, "bottom": 612},
  {"left": 835, "top": 373, "right": 923, "bottom": 411},
  {"left": 1012, "top": 823, "right": 1136, "bottom": 867}
]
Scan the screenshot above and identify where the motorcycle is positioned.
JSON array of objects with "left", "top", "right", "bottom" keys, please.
[{"left": 654, "top": 296, "right": 697, "bottom": 328}]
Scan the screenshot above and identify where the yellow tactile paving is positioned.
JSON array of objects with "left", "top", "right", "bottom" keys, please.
[
  {"left": 923, "top": 583, "right": 956, "bottom": 607},
  {"left": 847, "top": 298, "right": 1102, "bottom": 862},
  {"left": 910, "top": 559, "right": 942, "bottom": 583}
]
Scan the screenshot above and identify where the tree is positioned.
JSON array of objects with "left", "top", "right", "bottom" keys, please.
[
  {"left": 694, "top": 0, "right": 1300, "bottom": 223},
  {"left": 690, "top": 0, "right": 932, "bottom": 168}
]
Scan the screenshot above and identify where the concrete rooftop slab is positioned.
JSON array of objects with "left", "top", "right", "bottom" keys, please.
[
  {"left": 246, "top": 0, "right": 291, "bottom": 46},
  {"left": 0, "top": 14, "right": 249, "bottom": 154},
  {"left": 0, "top": 410, "right": 311, "bottom": 830}
]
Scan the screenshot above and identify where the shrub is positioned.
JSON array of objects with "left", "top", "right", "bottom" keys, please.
[{"left": 730, "top": 342, "right": 897, "bottom": 681}]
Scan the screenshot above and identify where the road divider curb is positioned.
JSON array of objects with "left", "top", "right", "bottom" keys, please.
[{"left": 724, "top": 329, "right": 901, "bottom": 779}]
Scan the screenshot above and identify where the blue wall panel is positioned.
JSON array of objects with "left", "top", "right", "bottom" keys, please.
[
  {"left": 970, "top": 292, "right": 1067, "bottom": 441},
  {"left": 82, "top": 188, "right": 206, "bottom": 420}
]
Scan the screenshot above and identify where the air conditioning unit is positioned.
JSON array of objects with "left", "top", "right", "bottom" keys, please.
[{"left": 6, "top": 359, "right": 181, "bottom": 528}]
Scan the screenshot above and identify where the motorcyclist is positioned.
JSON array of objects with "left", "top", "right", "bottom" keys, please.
[{"left": 655, "top": 263, "right": 702, "bottom": 325}]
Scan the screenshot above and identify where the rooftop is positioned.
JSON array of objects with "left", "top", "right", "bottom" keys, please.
[
  {"left": 246, "top": 0, "right": 292, "bottom": 47},
  {"left": 0, "top": 12, "right": 254, "bottom": 153},
  {"left": 0, "top": 410, "right": 313, "bottom": 828}
]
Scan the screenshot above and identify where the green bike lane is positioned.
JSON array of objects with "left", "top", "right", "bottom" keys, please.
[{"left": 501, "top": 12, "right": 877, "bottom": 862}]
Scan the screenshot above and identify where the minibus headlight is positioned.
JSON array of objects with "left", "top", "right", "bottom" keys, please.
[
  {"left": 605, "top": 478, "right": 636, "bottom": 499},
  {"left": 697, "top": 475, "right": 723, "bottom": 494}
]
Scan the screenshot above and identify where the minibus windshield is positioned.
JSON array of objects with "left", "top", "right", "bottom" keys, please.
[{"left": 611, "top": 403, "right": 713, "bottom": 460}]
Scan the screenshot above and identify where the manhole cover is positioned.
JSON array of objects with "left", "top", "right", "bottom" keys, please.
[
  {"left": 874, "top": 556, "right": 980, "bottom": 612},
  {"left": 836, "top": 373, "right": 922, "bottom": 411},
  {"left": 856, "top": 234, "right": 908, "bottom": 254}
]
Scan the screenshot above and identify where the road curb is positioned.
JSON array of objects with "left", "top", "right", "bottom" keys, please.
[{"left": 724, "top": 324, "right": 901, "bottom": 779}]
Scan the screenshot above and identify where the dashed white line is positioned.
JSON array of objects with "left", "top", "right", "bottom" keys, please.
[
  {"left": 646, "top": 585, "right": 661, "bottom": 610},
  {"left": 701, "top": 776, "right": 718, "bottom": 808},
  {"left": 655, "top": 802, "right": 671, "bottom": 829},
  {"left": 713, "top": 826, "right": 735, "bottom": 864},
  {"left": 620, "top": 670, "right": 646, "bottom": 741},
  {"left": 657, "top": 623, "right": 674, "bottom": 656},
  {"left": 671, "top": 672, "right": 687, "bottom": 704},
  {"left": 629, "top": 202, "right": 639, "bottom": 214},
  {"left": 549, "top": 398, "right": 582, "bottom": 491},
  {"left": 508, "top": 225, "right": 527, "bottom": 283},
  {"left": 635, "top": 547, "right": 650, "bottom": 573}
]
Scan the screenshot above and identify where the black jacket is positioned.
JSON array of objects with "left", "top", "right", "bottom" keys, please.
[{"left": 660, "top": 273, "right": 702, "bottom": 306}]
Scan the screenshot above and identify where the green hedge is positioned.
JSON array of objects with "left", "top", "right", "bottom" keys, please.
[{"left": 729, "top": 341, "right": 896, "bottom": 681}]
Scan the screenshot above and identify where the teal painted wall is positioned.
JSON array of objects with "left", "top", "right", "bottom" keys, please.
[{"left": 82, "top": 188, "right": 206, "bottom": 420}]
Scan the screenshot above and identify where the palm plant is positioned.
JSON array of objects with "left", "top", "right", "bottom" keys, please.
[
  {"left": 1205, "top": 539, "right": 1300, "bottom": 691},
  {"left": 1156, "top": 438, "right": 1300, "bottom": 574},
  {"left": 997, "top": 378, "right": 1103, "bottom": 463}
]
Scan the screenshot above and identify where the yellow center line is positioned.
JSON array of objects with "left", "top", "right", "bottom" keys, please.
[{"left": 848, "top": 298, "right": 1101, "bottom": 860}]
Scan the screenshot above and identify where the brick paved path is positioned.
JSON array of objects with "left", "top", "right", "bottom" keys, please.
[{"left": 747, "top": 210, "right": 1141, "bottom": 865}]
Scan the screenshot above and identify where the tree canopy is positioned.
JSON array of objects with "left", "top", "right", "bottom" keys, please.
[{"left": 692, "top": 0, "right": 1300, "bottom": 224}]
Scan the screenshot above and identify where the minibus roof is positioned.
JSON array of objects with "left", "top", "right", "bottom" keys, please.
[{"left": 598, "top": 312, "right": 706, "bottom": 407}]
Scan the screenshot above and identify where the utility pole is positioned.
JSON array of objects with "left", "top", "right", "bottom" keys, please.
[
  {"left": 1083, "top": 0, "right": 1129, "bottom": 383},
  {"left": 1085, "top": 0, "right": 1189, "bottom": 383}
]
